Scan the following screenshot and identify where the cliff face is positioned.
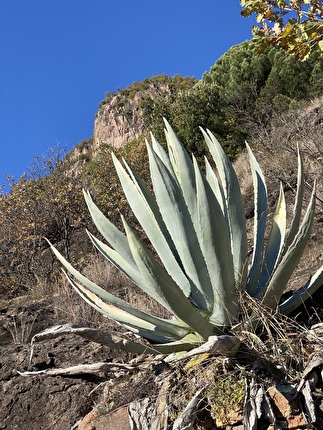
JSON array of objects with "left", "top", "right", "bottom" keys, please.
[{"left": 92, "top": 83, "right": 170, "bottom": 153}]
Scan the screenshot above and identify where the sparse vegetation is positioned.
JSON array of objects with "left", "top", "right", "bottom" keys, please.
[
  {"left": 98, "top": 74, "right": 196, "bottom": 112},
  {"left": 4, "top": 311, "right": 35, "bottom": 345}
]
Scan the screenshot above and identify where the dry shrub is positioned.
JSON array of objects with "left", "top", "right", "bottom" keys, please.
[
  {"left": 234, "top": 97, "right": 323, "bottom": 212},
  {"left": 29, "top": 276, "right": 61, "bottom": 301},
  {"left": 233, "top": 151, "right": 254, "bottom": 201},
  {"left": 4, "top": 311, "right": 36, "bottom": 344},
  {"left": 253, "top": 96, "right": 323, "bottom": 211},
  {"left": 165, "top": 354, "right": 246, "bottom": 427},
  {"left": 233, "top": 292, "right": 311, "bottom": 380}
]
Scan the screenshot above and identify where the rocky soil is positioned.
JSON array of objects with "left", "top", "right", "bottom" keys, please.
[
  {"left": 3, "top": 292, "right": 323, "bottom": 429},
  {"left": 0, "top": 299, "right": 128, "bottom": 429}
]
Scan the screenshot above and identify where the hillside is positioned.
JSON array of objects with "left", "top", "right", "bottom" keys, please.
[{"left": 0, "top": 40, "right": 323, "bottom": 429}]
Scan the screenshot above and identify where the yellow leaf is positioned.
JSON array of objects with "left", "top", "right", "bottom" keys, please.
[{"left": 281, "top": 22, "right": 293, "bottom": 37}]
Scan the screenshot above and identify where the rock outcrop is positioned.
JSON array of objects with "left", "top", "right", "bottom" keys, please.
[{"left": 92, "top": 83, "right": 170, "bottom": 153}]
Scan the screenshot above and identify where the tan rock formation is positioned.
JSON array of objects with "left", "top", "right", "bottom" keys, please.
[{"left": 93, "top": 83, "right": 170, "bottom": 154}]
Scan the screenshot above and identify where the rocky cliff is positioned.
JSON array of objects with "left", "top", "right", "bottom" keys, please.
[
  {"left": 66, "top": 78, "right": 176, "bottom": 168},
  {"left": 92, "top": 82, "right": 170, "bottom": 153}
]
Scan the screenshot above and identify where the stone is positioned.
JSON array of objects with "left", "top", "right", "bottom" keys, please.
[
  {"left": 78, "top": 407, "right": 131, "bottom": 430},
  {"left": 267, "top": 385, "right": 307, "bottom": 429}
]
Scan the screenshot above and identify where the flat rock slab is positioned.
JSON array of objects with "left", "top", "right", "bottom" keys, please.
[{"left": 78, "top": 407, "right": 131, "bottom": 430}]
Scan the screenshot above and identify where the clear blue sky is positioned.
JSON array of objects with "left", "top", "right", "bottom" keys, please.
[{"left": 0, "top": 1, "right": 255, "bottom": 188}]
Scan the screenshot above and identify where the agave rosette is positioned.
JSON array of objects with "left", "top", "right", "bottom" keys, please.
[{"left": 48, "top": 120, "right": 323, "bottom": 353}]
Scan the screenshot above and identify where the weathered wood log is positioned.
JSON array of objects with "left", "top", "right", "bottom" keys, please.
[
  {"left": 128, "top": 378, "right": 170, "bottom": 430},
  {"left": 18, "top": 361, "right": 136, "bottom": 376},
  {"left": 169, "top": 335, "right": 240, "bottom": 362},
  {"left": 27, "top": 323, "right": 161, "bottom": 364},
  {"left": 128, "top": 398, "right": 155, "bottom": 430},
  {"left": 302, "top": 379, "right": 317, "bottom": 424}
]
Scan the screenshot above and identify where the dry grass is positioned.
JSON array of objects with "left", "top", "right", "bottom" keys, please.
[
  {"left": 52, "top": 276, "right": 103, "bottom": 327},
  {"left": 250, "top": 97, "right": 323, "bottom": 210},
  {"left": 232, "top": 293, "right": 312, "bottom": 380},
  {"left": 235, "top": 96, "right": 323, "bottom": 201},
  {"left": 4, "top": 312, "right": 36, "bottom": 344}
]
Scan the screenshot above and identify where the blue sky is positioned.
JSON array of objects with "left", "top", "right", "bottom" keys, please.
[{"left": 0, "top": 1, "right": 255, "bottom": 188}]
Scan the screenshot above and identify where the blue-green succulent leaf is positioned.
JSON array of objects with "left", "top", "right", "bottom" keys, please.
[
  {"left": 112, "top": 153, "right": 192, "bottom": 298},
  {"left": 147, "top": 142, "right": 213, "bottom": 310},
  {"left": 201, "top": 129, "right": 248, "bottom": 290},
  {"left": 149, "top": 132, "right": 173, "bottom": 173},
  {"left": 164, "top": 119, "right": 197, "bottom": 220},
  {"left": 284, "top": 146, "right": 304, "bottom": 253},
  {"left": 65, "top": 274, "right": 178, "bottom": 342},
  {"left": 193, "top": 156, "right": 238, "bottom": 325},
  {"left": 257, "top": 182, "right": 286, "bottom": 292},
  {"left": 47, "top": 239, "right": 190, "bottom": 338},
  {"left": 260, "top": 185, "right": 316, "bottom": 308},
  {"left": 83, "top": 190, "right": 135, "bottom": 266},
  {"left": 205, "top": 157, "right": 227, "bottom": 219},
  {"left": 245, "top": 142, "right": 268, "bottom": 295},
  {"left": 279, "top": 264, "right": 323, "bottom": 314},
  {"left": 123, "top": 217, "right": 217, "bottom": 339}
]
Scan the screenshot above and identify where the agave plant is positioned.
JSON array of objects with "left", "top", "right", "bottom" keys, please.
[{"left": 48, "top": 120, "right": 323, "bottom": 354}]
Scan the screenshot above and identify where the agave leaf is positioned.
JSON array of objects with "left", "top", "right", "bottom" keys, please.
[
  {"left": 147, "top": 142, "right": 213, "bottom": 311},
  {"left": 120, "top": 216, "right": 182, "bottom": 314},
  {"left": 164, "top": 119, "right": 197, "bottom": 220},
  {"left": 260, "top": 185, "right": 316, "bottom": 308},
  {"left": 65, "top": 274, "right": 177, "bottom": 342},
  {"left": 284, "top": 146, "right": 304, "bottom": 253},
  {"left": 123, "top": 217, "right": 217, "bottom": 340},
  {"left": 83, "top": 190, "right": 135, "bottom": 266},
  {"left": 245, "top": 142, "right": 268, "bottom": 295},
  {"left": 205, "top": 157, "right": 227, "bottom": 218},
  {"left": 47, "top": 239, "right": 190, "bottom": 338},
  {"left": 112, "top": 153, "right": 191, "bottom": 298},
  {"left": 278, "top": 265, "right": 323, "bottom": 315},
  {"left": 257, "top": 182, "right": 286, "bottom": 292},
  {"left": 87, "top": 230, "right": 171, "bottom": 311},
  {"left": 47, "top": 238, "right": 122, "bottom": 304},
  {"left": 143, "top": 333, "right": 204, "bottom": 355},
  {"left": 193, "top": 156, "right": 238, "bottom": 326},
  {"left": 201, "top": 129, "right": 248, "bottom": 289},
  {"left": 149, "top": 132, "right": 173, "bottom": 173},
  {"left": 75, "top": 284, "right": 190, "bottom": 342}
]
